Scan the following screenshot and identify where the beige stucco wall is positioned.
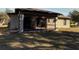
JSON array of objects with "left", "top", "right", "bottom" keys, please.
[
  {"left": 46, "top": 18, "right": 55, "bottom": 30},
  {"left": 56, "top": 19, "right": 70, "bottom": 28}
]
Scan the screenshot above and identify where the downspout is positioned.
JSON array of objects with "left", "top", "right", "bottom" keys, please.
[
  {"left": 55, "top": 17, "right": 58, "bottom": 31},
  {"left": 54, "top": 17, "right": 57, "bottom": 30}
]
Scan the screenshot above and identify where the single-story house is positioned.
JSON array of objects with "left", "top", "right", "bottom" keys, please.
[
  {"left": 56, "top": 15, "right": 71, "bottom": 29},
  {"left": 6, "top": 8, "right": 71, "bottom": 33},
  {"left": 8, "top": 8, "right": 62, "bottom": 32}
]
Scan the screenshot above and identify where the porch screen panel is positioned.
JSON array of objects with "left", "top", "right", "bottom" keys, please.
[{"left": 18, "top": 14, "right": 24, "bottom": 32}]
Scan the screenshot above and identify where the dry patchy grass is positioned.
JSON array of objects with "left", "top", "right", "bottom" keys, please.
[{"left": 0, "top": 31, "right": 79, "bottom": 50}]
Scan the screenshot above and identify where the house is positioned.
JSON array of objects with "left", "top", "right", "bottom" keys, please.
[
  {"left": 56, "top": 15, "right": 71, "bottom": 29},
  {"left": 8, "top": 8, "right": 62, "bottom": 33}
]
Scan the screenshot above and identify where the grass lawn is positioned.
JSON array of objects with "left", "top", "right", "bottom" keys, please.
[
  {"left": 58, "top": 27, "right": 79, "bottom": 32},
  {"left": 0, "top": 31, "right": 79, "bottom": 50}
]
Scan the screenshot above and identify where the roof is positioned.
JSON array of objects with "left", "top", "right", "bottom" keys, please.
[
  {"left": 58, "top": 15, "right": 71, "bottom": 19},
  {"left": 17, "top": 8, "right": 62, "bottom": 15},
  {"left": 7, "top": 13, "right": 17, "bottom": 15},
  {"left": 15, "top": 8, "right": 62, "bottom": 17}
]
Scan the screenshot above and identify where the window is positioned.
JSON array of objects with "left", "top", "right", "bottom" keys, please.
[
  {"left": 48, "top": 19, "right": 50, "bottom": 22},
  {"left": 64, "top": 19, "right": 67, "bottom": 25}
]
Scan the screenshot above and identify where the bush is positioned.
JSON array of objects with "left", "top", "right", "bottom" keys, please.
[{"left": 0, "top": 13, "right": 10, "bottom": 35}]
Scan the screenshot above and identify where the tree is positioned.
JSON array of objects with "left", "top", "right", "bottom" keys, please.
[
  {"left": 0, "top": 13, "right": 10, "bottom": 25},
  {"left": 69, "top": 10, "right": 79, "bottom": 22},
  {"left": 0, "top": 13, "right": 10, "bottom": 35}
]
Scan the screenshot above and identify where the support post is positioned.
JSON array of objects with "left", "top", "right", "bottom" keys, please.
[{"left": 19, "top": 14, "right": 24, "bottom": 33}]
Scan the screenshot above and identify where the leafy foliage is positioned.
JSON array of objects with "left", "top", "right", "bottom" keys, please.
[
  {"left": 0, "top": 13, "right": 10, "bottom": 25},
  {"left": 69, "top": 10, "right": 79, "bottom": 22}
]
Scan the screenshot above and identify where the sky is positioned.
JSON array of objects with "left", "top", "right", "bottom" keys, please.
[
  {"left": 0, "top": 8, "right": 79, "bottom": 16},
  {"left": 43, "top": 8, "right": 79, "bottom": 16}
]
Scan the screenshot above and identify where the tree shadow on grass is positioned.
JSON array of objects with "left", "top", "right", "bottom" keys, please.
[
  {"left": 37, "top": 31, "right": 79, "bottom": 50},
  {"left": 0, "top": 31, "right": 79, "bottom": 50},
  {"left": 0, "top": 33, "right": 36, "bottom": 50}
]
